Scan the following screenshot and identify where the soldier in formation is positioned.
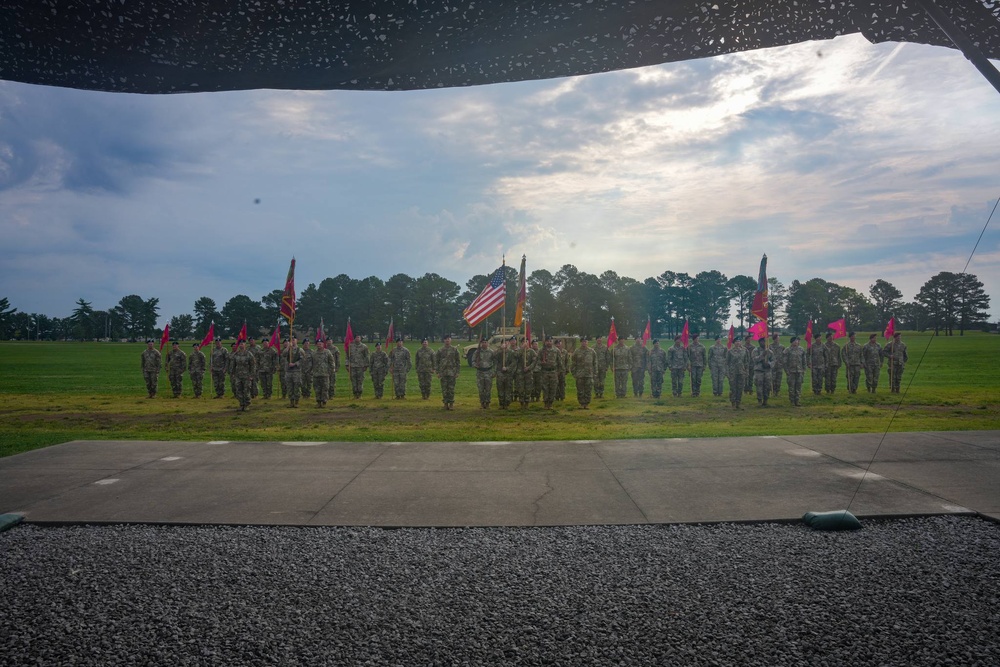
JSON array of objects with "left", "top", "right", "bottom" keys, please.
[
  {"left": 612, "top": 338, "right": 630, "bottom": 399},
  {"left": 629, "top": 338, "right": 649, "bottom": 397},
  {"left": 883, "top": 332, "right": 908, "bottom": 393},
  {"left": 327, "top": 339, "right": 341, "bottom": 397},
  {"left": 726, "top": 336, "right": 748, "bottom": 409},
  {"left": 493, "top": 338, "right": 514, "bottom": 410},
  {"left": 666, "top": 337, "right": 687, "bottom": 398},
  {"left": 536, "top": 336, "right": 561, "bottom": 409},
  {"left": 769, "top": 333, "right": 785, "bottom": 397},
  {"left": 708, "top": 336, "right": 728, "bottom": 397},
  {"left": 862, "top": 333, "right": 883, "bottom": 393},
  {"left": 809, "top": 338, "right": 826, "bottom": 395},
  {"left": 165, "top": 340, "right": 186, "bottom": 398},
  {"left": 415, "top": 338, "right": 436, "bottom": 399},
  {"left": 514, "top": 338, "right": 537, "bottom": 408},
  {"left": 687, "top": 333, "right": 706, "bottom": 397},
  {"left": 571, "top": 337, "right": 597, "bottom": 408},
  {"left": 258, "top": 341, "right": 277, "bottom": 399},
  {"left": 312, "top": 339, "right": 336, "bottom": 407},
  {"left": 824, "top": 333, "right": 841, "bottom": 393},
  {"left": 188, "top": 342, "right": 206, "bottom": 398},
  {"left": 210, "top": 338, "right": 229, "bottom": 398},
  {"left": 229, "top": 339, "right": 257, "bottom": 411},
  {"left": 472, "top": 337, "right": 496, "bottom": 409},
  {"left": 435, "top": 334, "right": 461, "bottom": 410},
  {"left": 300, "top": 339, "right": 314, "bottom": 399},
  {"left": 648, "top": 339, "right": 667, "bottom": 398},
  {"left": 783, "top": 336, "right": 807, "bottom": 407},
  {"left": 140, "top": 339, "right": 161, "bottom": 398},
  {"left": 593, "top": 336, "right": 609, "bottom": 398},
  {"left": 743, "top": 337, "right": 755, "bottom": 395},
  {"left": 369, "top": 342, "right": 389, "bottom": 399},
  {"left": 247, "top": 338, "right": 260, "bottom": 399},
  {"left": 531, "top": 340, "right": 542, "bottom": 402},
  {"left": 841, "top": 332, "right": 863, "bottom": 394},
  {"left": 555, "top": 340, "right": 569, "bottom": 402},
  {"left": 751, "top": 337, "right": 774, "bottom": 406},
  {"left": 284, "top": 337, "right": 306, "bottom": 407},
  {"left": 388, "top": 337, "right": 412, "bottom": 399},
  {"left": 347, "top": 334, "right": 369, "bottom": 399}
]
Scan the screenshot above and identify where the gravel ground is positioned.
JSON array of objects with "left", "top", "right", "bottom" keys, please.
[{"left": 1, "top": 516, "right": 998, "bottom": 666}]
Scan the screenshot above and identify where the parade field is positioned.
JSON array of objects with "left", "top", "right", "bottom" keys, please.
[{"left": 0, "top": 332, "right": 996, "bottom": 458}]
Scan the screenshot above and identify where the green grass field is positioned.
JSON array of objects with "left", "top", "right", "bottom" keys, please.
[{"left": 0, "top": 332, "right": 997, "bottom": 458}]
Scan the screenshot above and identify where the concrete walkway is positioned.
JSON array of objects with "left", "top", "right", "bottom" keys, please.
[{"left": 1, "top": 431, "right": 997, "bottom": 526}]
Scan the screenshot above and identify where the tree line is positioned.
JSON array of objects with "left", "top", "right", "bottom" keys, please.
[{"left": 0, "top": 267, "right": 991, "bottom": 342}]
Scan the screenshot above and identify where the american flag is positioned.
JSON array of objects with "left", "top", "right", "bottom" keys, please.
[{"left": 463, "top": 266, "right": 506, "bottom": 328}]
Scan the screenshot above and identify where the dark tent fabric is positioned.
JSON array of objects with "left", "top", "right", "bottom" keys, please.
[{"left": 1, "top": 0, "right": 998, "bottom": 94}]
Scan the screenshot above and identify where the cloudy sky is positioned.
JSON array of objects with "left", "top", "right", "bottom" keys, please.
[{"left": 1, "top": 33, "right": 998, "bottom": 324}]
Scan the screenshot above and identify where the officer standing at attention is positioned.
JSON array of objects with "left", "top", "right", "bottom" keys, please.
[
  {"left": 435, "top": 334, "right": 461, "bottom": 410},
  {"left": 209, "top": 338, "right": 229, "bottom": 399},
  {"left": 188, "top": 342, "right": 206, "bottom": 398},
  {"left": 414, "top": 338, "right": 435, "bottom": 400},
  {"left": 388, "top": 337, "right": 412, "bottom": 399},
  {"left": 141, "top": 339, "right": 161, "bottom": 398},
  {"left": 165, "top": 340, "right": 186, "bottom": 398},
  {"left": 571, "top": 337, "right": 598, "bottom": 409},
  {"left": 687, "top": 333, "right": 707, "bottom": 397}
]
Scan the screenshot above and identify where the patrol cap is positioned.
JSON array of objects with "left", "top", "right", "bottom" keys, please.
[
  {"left": 790, "top": 336, "right": 799, "bottom": 343},
  {"left": 869, "top": 333, "right": 877, "bottom": 340}
]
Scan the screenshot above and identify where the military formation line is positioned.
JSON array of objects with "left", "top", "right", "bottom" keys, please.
[{"left": 139, "top": 328, "right": 909, "bottom": 412}]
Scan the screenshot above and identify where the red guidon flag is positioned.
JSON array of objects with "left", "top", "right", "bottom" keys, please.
[
  {"left": 463, "top": 265, "right": 506, "bottom": 328},
  {"left": 236, "top": 321, "right": 247, "bottom": 344},
  {"left": 514, "top": 254, "right": 526, "bottom": 327},
  {"left": 641, "top": 316, "right": 651, "bottom": 345},
  {"left": 280, "top": 258, "right": 296, "bottom": 323},
  {"left": 159, "top": 323, "right": 170, "bottom": 351},
  {"left": 805, "top": 320, "right": 814, "bottom": 348},
  {"left": 749, "top": 320, "right": 768, "bottom": 340},
  {"left": 269, "top": 325, "right": 281, "bottom": 351},
  {"left": 827, "top": 318, "right": 846, "bottom": 339},
  {"left": 681, "top": 320, "right": 690, "bottom": 348},
  {"left": 198, "top": 322, "right": 215, "bottom": 349},
  {"left": 524, "top": 319, "right": 531, "bottom": 345},
  {"left": 883, "top": 316, "right": 896, "bottom": 339},
  {"left": 316, "top": 317, "right": 325, "bottom": 343},
  {"left": 344, "top": 318, "right": 353, "bottom": 356},
  {"left": 608, "top": 318, "right": 618, "bottom": 348},
  {"left": 727, "top": 325, "right": 734, "bottom": 349},
  {"left": 751, "top": 254, "right": 768, "bottom": 321},
  {"left": 385, "top": 318, "right": 394, "bottom": 349}
]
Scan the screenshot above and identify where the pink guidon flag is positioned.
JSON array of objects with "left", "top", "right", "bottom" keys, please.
[
  {"left": 805, "top": 320, "right": 814, "bottom": 348},
  {"left": 749, "top": 320, "right": 768, "bottom": 340},
  {"left": 607, "top": 318, "right": 618, "bottom": 348},
  {"left": 827, "top": 318, "right": 847, "bottom": 339},
  {"left": 681, "top": 320, "right": 690, "bottom": 348},
  {"left": 883, "top": 316, "right": 896, "bottom": 339}
]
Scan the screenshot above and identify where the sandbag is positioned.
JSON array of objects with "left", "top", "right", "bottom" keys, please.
[{"left": 802, "top": 510, "right": 862, "bottom": 531}]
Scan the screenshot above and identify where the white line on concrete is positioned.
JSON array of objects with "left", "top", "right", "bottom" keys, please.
[
  {"left": 93, "top": 479, "right": 120, "bottom": 485},
  {"left": 785, "top": 449, "right": 822, "bottom": 457},
  {"left": 160, "top": 456, "right": 183, "bottom": 461},
  {"left": 470, "top": 441, "right": 512, "bottom": 446},
  {"left": 281, "top": 441, "right": 327, "bottom": 447},
  {"left": 207, "top": 441, "right": 230, "bottom": 445},
  {"left": 838, "top": 470, "right": 885, "bottom": 481},
  {"left": 573, "top": 440, "right": 599, "bottom": 444}
]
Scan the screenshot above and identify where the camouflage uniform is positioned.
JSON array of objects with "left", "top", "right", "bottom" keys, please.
[
  {"left": 593, "top": 339, "right": 609, "bottom": 398},
  {"left": 555, "top": 342, "right": 569, "bottom": 401},
  {"left": 841, "top": 337, "right": 863, "bottom": 394},
  {"left": 708, "top": 341, "right": 728, "bottom": 396},
  {"left": 388, "top": 343, "right": 412, "bottom": 399},
  {"left": 230, "top": 346, "right": 257, "bottom": 411},
  {"left": 612, "top": 342, "right": 630, "bottom": 398},
  {"left": 536, "top": 342, "right": 561, "bottom": 408},
  {"left": 369, "top": 345, "right": 389, "bottom": 399},
  {"left": 666, "top": 342, "right": 687, "bottom": 398},
  {"left": 415, "top": 343, "right": 436, "bottom": 400},
  {"left": 300, "top": 341, "right": 314, "bottom": 398},
  {"left": 743, "top": 339, "right": 755, "bottom": 394},
  {"left": 687, "top": 339, "right": 707, "bottom": 397},
  {"left": 783, "top": 343, "right": 807, "bottom": 406},
  {"left": 726, "top": 342, "right": 749, "bottom": 409},
  {"left": 347, "top": 339, "right": 370, "bottom": 399},
  {"left": 285, "top": 342, "right": 306, "bottom": 407},
  {"left": 882, "top": 337, "right": 908, "bottom": 393},
  {"left": 258, "top": 344, "right": 277, "bottom": 399},
  {"left": 571, "top": 344, "right": 597, "bottom": 408},
  {"left": 495, "top": 344, "right": 515, "bottom": 409},
  {"left": 247, "top": 342, "right": 260, "bottom": 398},
  {"left": 752, "top": 343, "right": 774, "bottom": 406},
  {"left": 209, "top": 342, "right": 229, "bottom": 398},
  {"left": 188, "top": 345, "right": 206, "bottom": 398},
  {"left": 531, "top": 342, "right": 542, "bottom": 402},
  {"left": 513, "top": 344, "right": 537, "bottom": 408},
  {"left": 824, "top": 339, "right": 841, "bottom": 394},
  {"left": 809, "top": 343, "right": 827, "bottom": 395},
  {"left": 278, "top": 343, "right": 288, "bottom": 398},
  {"left": 140, "top": 345, "right": 161, "bottom": 398},
  {"left": 769, "top": 338, "right": 785, "bottom": 396},
  {"left": 472, "top": 344, "right": 496, "bottom": 408},
  {"left": 629, "top": 342, "right": 649, "bottom": 397},
  {"left": 648, "top": 343, "right": 667, "bottom": 398},
  {"left": 862, "top": 337, "right": 883, "bottom": 393},
  {"left": 165, "top": 344, "right": 187, "bottom": 398},
  {"left": 312, "top": 344, "right": 336, "bottom": 406},
  {"left": 328, "top": 345, "right": 341, "bottom": 397},
  {"left": 435, "top": 342, "right": 461, "bottom": 409}
]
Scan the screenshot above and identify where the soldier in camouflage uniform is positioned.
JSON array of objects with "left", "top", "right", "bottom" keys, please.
[
  {"left": 629, "top": 338, "right": 650, "bottom": 397},
  {"left": 783, "top": 336, "right": 807, "bottom": 406},
  {"left": 593, "top": 336, "right": 609, "bottom": 398},
  {"left": 347, "top": 334, "right": 370, "bottom": 399},
  {"left": 751, "top": 338, "right": 774, "bottom": 406},
  {"left": 472, "top": 338, "right": 496, "bottom": 408},
  {"left": 666, "top": 337, "right": 687, "bottom": 398},
  {"left": 612, "top": 338, "right": 630, "bottom": 399},
  {"left": 328, "top": 340, "right": 341, "bottom": 397},
  {"left": 209, "top": 338, "right": 229, "bottom": 399},
  {"left": 743, "top": 338, "right": 755, "bottom": 395},
  {"left": 140, "top": 339, "right": 161, "bottom": 398},
  {"left": 862, "top": 333, "right": 883, "bottom": 393},
  {"left": 228, "top": 342, "right": 239, "bottom": 397},
  {"left": 536, "top": 336, "right": 561, "bottom": 409},
  {"left": 824, "top": 333, "right": 841, "bottom": 394},
  {"left": 495, "top": 338, "right": 515, "bottom": 410},
  {"left": 643, "top": 339, "right": 662, "bottom": 399},
  {"left": 726, "top": 336, "right": 749, "bottom": 409},
  {"left": 299, "top": 339, "right": 314, "bottom": 399},
  {"left": 769, "top": 333, "right": 785, "bottom": 397},
  {"left": 188, "top": 342, "right": 206, "bottom": 398},
  {"left": 531, "top": 340, "right": 542, "bottom": 402},
  {"left": 246, "top": 338, "right": 260, "bottom": 398},
  {"left": 435, "top": 334, "right": 461, "bottom": 410},
  {"left": 230, "top": 340, "right": 257, "bottom": 411},
  {"left": 555, "top": 340, "right": 569, "bottom": 402},
  {"left": 841, "top": 331, "right": 863, "bottom": 394},
  {"left": 285, "top": 338, "right": 306, "bottom": 407},
  {"left": 687, "top": 333, "right": 707, "bottom": 397},
  {"left": 258, "top": 341, "right": 277, "bottom": 399},
  {"left": 883, "top": 332, "right": 908, "bottom": 393},
  {"left": 278, "top": 340, "right": 289, "bottom": 398},
  {"left": 571, "top": 337, "right": 598, "bottom": 408},
  {"left": 165, "top": 340, "right": 186, "bottom": 398},
  {"left": 312, "top": 339, "right": 336, "bottom": 407},
  {"left": 415, "top": 338, "right": 435, "bottom": 400},
  {"left": 369, "top": 342, "right": 389, "bottom": 399},
  {"left": 388, "top": 338, "right": 412, "bottom": 399},
  {"left": 809, "top": 338, "right": 827, "bottom": 395},
  {"left": 514, "top": 338, "right": 538, "bottom": 409},
  {"left": 708, "top": 336, "right": 728, "bottom": 397}
]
